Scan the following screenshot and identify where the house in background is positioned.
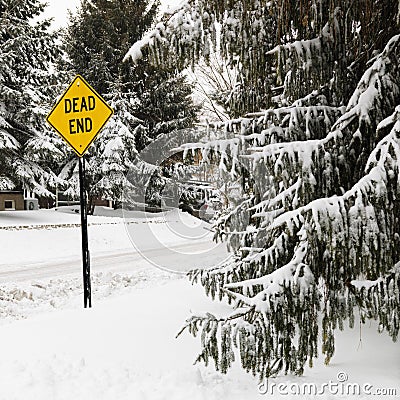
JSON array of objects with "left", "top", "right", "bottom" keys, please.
[
  {"left": 0, "top": 191, "right": 24, "bottom": 211},
  {"left": 0, "top": 191, "right": 40, "bottom": 211}
]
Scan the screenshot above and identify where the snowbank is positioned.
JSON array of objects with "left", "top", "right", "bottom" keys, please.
[{"left": 0, "top": 276, "right": 398, "bottom": 400}]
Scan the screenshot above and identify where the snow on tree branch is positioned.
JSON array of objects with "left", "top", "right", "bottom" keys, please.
[{"left": 179, "top": 33, "right": 400, "bottom": 379}]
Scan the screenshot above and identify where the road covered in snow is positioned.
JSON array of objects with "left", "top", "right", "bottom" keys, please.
[
  {"left": 0, "top": 208, "right": 398, "bottom": 400},
  {"left": 0, "top": 207, "right": 228, "bottom": 282}
]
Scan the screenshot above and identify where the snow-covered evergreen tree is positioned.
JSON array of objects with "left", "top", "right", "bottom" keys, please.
[
  {"left": 127, "top": 0, "right": 400, "bottom": 378},
  {"left": 60, "top": 0, "right": 198, "bottom": 210},
  {"left": 0, "top": 0, "right": 64, "bottom": 195}
]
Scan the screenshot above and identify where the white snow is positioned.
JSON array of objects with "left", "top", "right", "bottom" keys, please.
[
  {"left": 0, "top": 276, "right": 398, "bottom": 400},
  {"left": 0, "top": 209, "right": 398, "bottom": 399}
]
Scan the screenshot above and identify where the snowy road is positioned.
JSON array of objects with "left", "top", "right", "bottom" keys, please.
[
  {"left": 0, "top": 240, "right": 227, "bottom": 283},
  {"left": 0, "top": 209, "right": 228, "bottom": 284}
]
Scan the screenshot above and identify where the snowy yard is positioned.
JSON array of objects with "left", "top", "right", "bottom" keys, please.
[{"left": 0, "top": 209, "right": 398, "bottom": 399}]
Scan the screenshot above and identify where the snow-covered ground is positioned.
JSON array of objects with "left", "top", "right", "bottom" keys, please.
[{"left": 0, "top": 209, "right": 398, "bottom": 399}]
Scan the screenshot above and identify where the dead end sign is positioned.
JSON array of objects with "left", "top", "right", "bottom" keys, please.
[
  {"left": 46, "top": 75, "right": 114, "bottom": 309},
  {"left": 46, "top": 75, "right": 113, "bottom": 157}
]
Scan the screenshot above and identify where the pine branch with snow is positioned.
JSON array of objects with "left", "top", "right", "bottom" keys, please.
[{"left": 127, "top": 0, "right": 400, "bottom": 379}]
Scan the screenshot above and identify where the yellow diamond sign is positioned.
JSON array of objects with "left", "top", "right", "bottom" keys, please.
[{"left": 46, "top": 75, "right": 113, "bottom": 157}]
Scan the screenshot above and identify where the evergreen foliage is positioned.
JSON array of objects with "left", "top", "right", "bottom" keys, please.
[
  {"left": 0, "top": 0, "right": 63, "bottom": 195},
  {"left": 61, "top": 0, "right": 198, "bottom": 209},
  {"left": 126, "top": 0, "right": 399, "bottom": 115},
  {"left": 127, "top": 0, "right": 400, "bottom": 378}
]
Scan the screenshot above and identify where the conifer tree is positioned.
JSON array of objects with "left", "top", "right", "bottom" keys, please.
[
  {"left": 127, "top": 0, "right": 400, "bottom": 378},
  {"left": 60, "top": 0, "right": 198, "bottom": 210},
  {"left": 0, "top": 0, "right": 63, "bottom": 195}
]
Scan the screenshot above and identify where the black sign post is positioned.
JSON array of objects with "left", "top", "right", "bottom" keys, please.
[{"left": 79, "top": 156, "right": 91, "bottom": 308}]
